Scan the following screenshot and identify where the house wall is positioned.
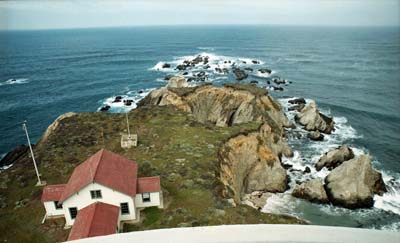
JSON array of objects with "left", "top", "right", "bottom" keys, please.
[
  {"left": 62, "top": 183, "right": 136, "bottom": 226},
  {"left": 43, "top": 201, "right": 64, "bottom": 217},
  {"left": 134, "top": 192, "right": 161, "bottom": 208}
]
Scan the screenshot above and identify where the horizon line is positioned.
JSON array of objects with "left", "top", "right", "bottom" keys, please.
[{"left": 1, "top": 23, "right": 399, "bottom": 32}]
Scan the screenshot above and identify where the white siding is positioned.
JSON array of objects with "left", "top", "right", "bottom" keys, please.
[
  {"left": 43, "top": 201, "right": 64, "bottom": 217},
  {"left": 62, "top": 183, "right": 136, "bottom": 226},
  {"left": 134, "top": 192, "right": 161, "bottom": 208}
]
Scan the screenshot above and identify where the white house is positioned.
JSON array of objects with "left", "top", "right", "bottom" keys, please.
[{"left": 41, "top": 149, "right": 163, "bottom": 241}]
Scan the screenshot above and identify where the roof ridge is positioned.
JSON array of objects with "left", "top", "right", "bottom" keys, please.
[
  {"left": 86, "top": 202, "right": 99, "bottom": 237},
  {"left": 92, "top": 149, "right": 105, "bottom": 181}
]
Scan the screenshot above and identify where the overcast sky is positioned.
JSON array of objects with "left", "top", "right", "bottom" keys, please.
[{"left": 0, "top": 0, "right": 399, "bottom": 30}]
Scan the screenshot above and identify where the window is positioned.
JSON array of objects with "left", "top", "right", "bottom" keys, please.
[
  {"left": 142, "top": 192, "right": 151, "bottom": 202},
  {"left": 90, "top": 190, "right": 102, "bottom": 199},
  {"left": 69, "top": 207, "right": 78, "bottom": 219},
  {"left": 120, "top": 203, "right": 129, "bottom": 215},
  {"left": 54, "top": 201, "right": 63, "bottom": 209}
]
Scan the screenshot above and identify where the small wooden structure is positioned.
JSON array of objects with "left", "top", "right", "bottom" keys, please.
[
  {"left": 121, "top": 113, "right": 137, "bottom": 148},
  {"left": 121, "top": 134, "right": 138, "bottom": 148}
]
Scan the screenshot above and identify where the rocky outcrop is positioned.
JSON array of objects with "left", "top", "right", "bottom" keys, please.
[
  {"left": 308, "top": 131, "right": 324, "bottom": 141},
  {"left": 38, "top": 112, "right": 77, "bottom": 145},
  {"left": 167, "top": 76, "right": 188, "bottom": 88},
  {"left": 292, "top": 179, "right": 329, "bottom": 204},
  {"left": 0, "top": 145, "right": 29, "bottom": 168},
  {"left": 218, "top": 123, "right": 292, "bottom": 203},
  {"left": 315, "top": 145, "right": 354, "bottom": 171},
  {"left": 232, "top": 69, "right": 248, "bottom": 80},
  {"left": 138, "top": 83, "right": 292, "bottom": 128},
  {"left": 242, "top": 191, "right": 274, "bottom": 210},
  {"left": 295, "top": 101, "right": 334, "bottom": 134},
  {"left": 324, "top": 155, "right": 387, "bottom": 209}
]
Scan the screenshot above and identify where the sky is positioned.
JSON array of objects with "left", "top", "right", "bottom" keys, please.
[{"left": 0, "top": 0, "right": 399, "bottom": 30}]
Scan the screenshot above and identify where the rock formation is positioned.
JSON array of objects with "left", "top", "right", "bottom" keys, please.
[
  {"left": 167, "top": 76, "right": 188, "bottom": 88},
  {"left": 218, "top": 123, "right": 293, "bottom": 203},
  {"left": 295, "top": 101, "right": 334, "bottom": 134},
  {"left": 315, "top": 145, "right": 354, "bottom": 171},
  {"left": 0, "top": 145, "right": 29, "bottom": 168},
  {"left": 308, "top": 131, "right": 324, "bottom": 141},
  {"left": 292, "top": 179, "right": 329, "bottom": 204},
  {"left": 324, "top": 155, "right": 387, "bottom": 209},
  {"left": 138, "top": 83, "right": 292, "bottom": 128},
  {"left": 38, "top": 112, "right": 77, "bottom": 145}
]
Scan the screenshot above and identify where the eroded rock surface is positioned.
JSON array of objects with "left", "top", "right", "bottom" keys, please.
[
  {"left": 315, "top": 145, "right": 354, "bottom": 171},
  {"left": 292, "top": 179, "right": 329, "bottom": 204},
  {"left": 325, "top": 155, "right": 387, "bottom": 209},
  {"left": 138, "top": 83, "right": 292, "bottom": 128},
  {"left": 218, "top": 123, "right": 292, "bottom": 203},
  {"left": 295, "top": 101, "right": 334, "bottom": 134}
]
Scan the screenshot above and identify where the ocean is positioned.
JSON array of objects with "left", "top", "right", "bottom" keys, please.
[{"left": 0, "top": 25, "right": 399, "bottom": 230}]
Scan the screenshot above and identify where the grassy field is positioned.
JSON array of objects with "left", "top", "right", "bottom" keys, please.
[{"left": 0, "top": 105, "right": 304, "bottom": 243}]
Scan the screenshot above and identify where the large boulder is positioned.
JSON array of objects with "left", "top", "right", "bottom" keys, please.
[
  {"left": 295, "top": 101, "right": 334, "bottom": 134},
  {"left": 292, "top": 179, "right": 329, "bottom": 204},
  {"left": 167, "top": 76, "right": 188, "bottom": 88},
  {"left": 315, "top": 145, "right": 354, "bottom": 171},
  {"left": 219, "top": 123, "right": 291, "bottom": 203},
  {"left": 325, "top": 155, "right": 387, "bottom": 209}
]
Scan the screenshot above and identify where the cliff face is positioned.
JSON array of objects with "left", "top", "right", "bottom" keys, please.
[
  {"left": 138, "top": 83, "right": 292, "bottom": 128},
  {"left": 218, "top": 123, "right": 292, "bottom": 203}
]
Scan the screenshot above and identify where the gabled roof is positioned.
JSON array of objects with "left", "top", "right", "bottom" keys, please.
[
  {"left": 67, "top": 202, "right": 119, "bottom": 241},
  {"left": 59, "top": 149, "right": 138, "bottom": 202},
  {"left": 41, "top": 184, "right": 66, "bottom": 202},
  {"left": 137, "top": 176, "right": 161, "bottom": 193}
]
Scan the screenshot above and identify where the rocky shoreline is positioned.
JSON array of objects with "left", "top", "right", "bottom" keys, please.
[{"left": 134, "top": 78, "right": 388, "bottom": 211}]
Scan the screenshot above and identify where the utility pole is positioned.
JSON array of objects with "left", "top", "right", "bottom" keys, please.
[
  {"left": 22, "top": 121, "right": 45, "bottom": 186},
  {"left": 126, "top": 113, "right": 131, "bottom": 139}
]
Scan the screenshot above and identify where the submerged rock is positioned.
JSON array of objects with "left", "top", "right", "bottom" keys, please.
[
  {"left": 258, "top": 68, "right": 272, "bottom": 74},
  {"left": 324, "top": 155, "right": 387, "bottom": 209},
  {"left": 292, "top": 179, "right": 329, "bottom": 204},
  {"left": 295, "top": 101, "right": 334, "bottom": 134},
  {"left": 232, "top": 68, "right": 248, "bottom": 81},
  {"left": 308, "top": 131, "right": 324, "bottom": 141},
  {"left": 162, "top": 63, "right": 171, "bottom": 68},
  {"left": 100, "top": 105, "right": 110, "bottom": 111},
  {"left": 315, "top": 145, "right": 354, "bottom": 171}
]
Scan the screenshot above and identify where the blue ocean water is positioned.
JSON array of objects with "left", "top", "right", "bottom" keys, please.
[{"left": 0, "top": 26, "right": 399, "bottom": 230}]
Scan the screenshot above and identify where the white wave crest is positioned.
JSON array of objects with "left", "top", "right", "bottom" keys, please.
[
  {"left": 98, "top": 88, "right": 155, "bottom": 113},
  {"left": 1, "top": 78, "right": 29, "bottom": 86}
]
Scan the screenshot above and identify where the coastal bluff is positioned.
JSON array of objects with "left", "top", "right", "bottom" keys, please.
[{"left": 0, "top": 83, "right": 303, "bottom": 243}]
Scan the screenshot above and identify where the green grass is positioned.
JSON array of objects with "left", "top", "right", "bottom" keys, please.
[{"left": 142, "top": 207, "right": 162, "bottom": 226}]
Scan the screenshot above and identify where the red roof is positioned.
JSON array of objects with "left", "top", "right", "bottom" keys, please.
[
  {"left": 41, "top": 184, "right": 66, "bottom": 202},
  {"left": 67, "top": 202, "right": 119, "bottom": 241},
  {"left": 137, "top": 176, "right": 161, "bottom": 193},
  {"left": 59, "top": 149, "right": 138, "bottom": 202}
]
